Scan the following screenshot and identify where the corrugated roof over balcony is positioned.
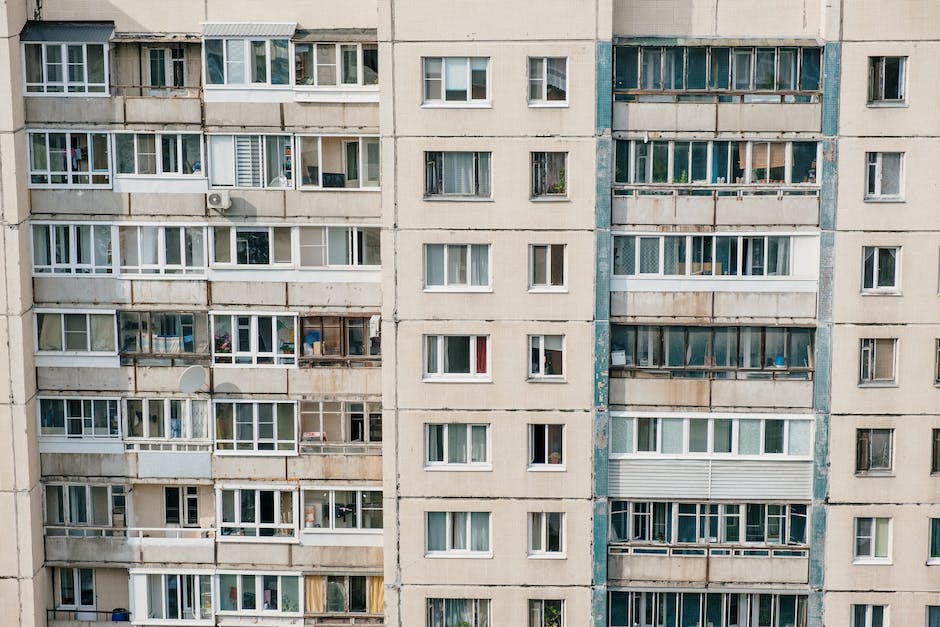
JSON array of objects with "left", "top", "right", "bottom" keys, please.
[
  {"left": 21, "top": 21, "right": 115, "bottom": 43},
  {"left": 201, "top": 22, "right": 296, "bottom": 38}
]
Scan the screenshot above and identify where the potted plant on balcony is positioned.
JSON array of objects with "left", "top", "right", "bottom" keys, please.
[{"left": 544, "top": 604, "right": 562, "bottom": 627}]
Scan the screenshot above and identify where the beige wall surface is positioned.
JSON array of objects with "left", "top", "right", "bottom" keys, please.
[{"left": 843, "top": 0, "right": 940, "bottom": 41}]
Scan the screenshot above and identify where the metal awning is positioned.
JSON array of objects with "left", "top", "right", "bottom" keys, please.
[
  {"left": 202, "top": 22, "right": 296, "bottom": 38},
  {"left": 293, "top": 28, "right": 378, "bottom": 43},
  {"left": 21, "top": 21, "right": 115, "bottom": 43}
]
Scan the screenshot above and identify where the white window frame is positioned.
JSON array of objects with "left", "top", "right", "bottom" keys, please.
[
  {"left": 124, "top": 398, "right": 210, "bottom": 442},
  {"left": 425, "top": 511, "right": 492, "bottom": 556},
  {"left": 203, "top": 37, "right": 292, "bottom": 87},
  {"left": 31, "top": 222, "right": 116, "bottom": 275},
  {"left": 27, "top": 130, "right": 112, "bottom": 188},
  {"left": 55, "top": 567, "right": 96, "bottom": 613},
  {"left": 423, "top": 243, "right": 491, "bottom": 291},
  {"left": 423, "top": 334, "right": 490, "bottom": 381},
  {"left": 142, "top": 572, "right": 214, "bottom": 621},
  {"left": 528, "top": 56, "right": 568, "bottom": 105},
  {"left": 113, "top": 132, "right": 204, "bottom": 177},
  {"left": 207, "top": 134, "right": 293, "bottom": 189},
  {"left": 164, "top": 486, "right": 201, "bottom": 528},
  {"left": 528, "top": 423, "right": 565, "bottom": 469},
  {"left": 217, "top": 486, "right": 297, "bottom": 540},
  {"left": 38, "top": 397, "right": 121, "bottom": 439},
  {"left": 23, "top": 41, "right": 109, "bottom": 95},
  {"left": 528, "top": 511, "right": 565, "bottom": 557},
  {"left": 531, "top": 151, "right": 568, "bottom": 198},
  {"left": 865, "top": 152, "right": 904, "bottom": 201},
  {"left": 211, "top": 225, "right": 294, "bottom": 267},
  {"left": 528, "top": 599, "right": 565, "bottom": 627},
  {"left": 854, "top": 517, "right": 891, "bottom": 562},
  {"left": 853, "top": 604, "right": 887, "bottom": 627},
  {"left": 210, "top": 313, "right": 298, "bottom": 366},
  {"left": 424, "top": 151, "right": 492, "bottom": 199},
  {"left": 859, "top": 338, "right": 897, "bottom": 385},
  {"left": 855, "top": 428, "right": 894, "bottom": 474},
  {"left": 35, "top": 310, "right": 117, "bottom": 355},
  {"left": 213, "top": 400, "right": 297, "bottom": 453},
  {"left": 528, "top": 334, "right": 566, "bottom": 380},
  {"left": 300, "top": 488, "right": 383, "bottom": 532},
  {"left": 424, "top": 423, "right": 490, "bottom": 470},
  {"left": 118, "top": 224, "right": 207, "bottom": 276},
  {"left": 293, "top": 42, "right": 379, "bottom": 88},
  {"left": 297, "top": 225, "right": 381, "bottom": 267},
  {"left": 868, "top": 55, "right": 906, "bottom": 105},
  {"left": 422, "top": 56, "right": 490, "bottom": 105},
  {"left": 144, "top": 45, "right": 186, "bottom": 91},
  {"left": 861, "top": 246, "right": 899, "bottom": 293},
  {"left": 529, "top": 244, "right": 567, "bottom": 291},
  {"left": 294, "top": 135, "right": 381, "bottom": 189},
  {"left": 426, "top": 599, "right": 490, "bottom": 627},
  {"left": 215, "top": 572, "right": 302, "bottom": 615},
  {"left": 44, "top": 483, "right": 125, "bottom": 529}
]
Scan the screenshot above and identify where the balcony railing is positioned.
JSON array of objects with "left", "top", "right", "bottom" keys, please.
[
  {"left": 613, "top": 91, "right": 821, "bottom": 104},
  {"left": 125, "top": 440, "right": 212, "bottom": 452},
  {"left": 613, "top": 186, "right": 819, "bottom": 198},
  {"left": 47, "top": 608, "right": 129, "bottom": 623},
  {"left": 609, "top": 543, "right": 808, "bottom": 558},
  {"left": 300, "top": 441, "right": 382, "bottom": 455},
  {"left": 112, "top": 84, "right": 202, "bottom": 99},
  {"left": 45, "top": 525, "right": 215, "bottom": 539},
  {"left": 305, "top": 614, "right": 384, "bottom": 626}
]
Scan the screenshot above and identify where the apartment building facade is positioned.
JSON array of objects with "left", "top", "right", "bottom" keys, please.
[{"left": 3, "top": 1, "right": 940, "bottom": 627}]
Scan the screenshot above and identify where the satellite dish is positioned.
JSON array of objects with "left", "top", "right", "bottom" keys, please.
[{"left": 178, "top": 365, "right": 207, "bottom": 393}]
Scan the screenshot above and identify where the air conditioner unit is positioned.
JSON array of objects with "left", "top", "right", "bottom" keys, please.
[{"left": 207, "top": 190, "right": 231, "bottom": 211}]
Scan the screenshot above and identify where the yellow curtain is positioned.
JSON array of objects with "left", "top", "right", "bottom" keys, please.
[
  {"left": 368, "top": 576, "right": 384, "bottom": 614},
  {"left": 305, "top": 575, "right": 325, "bottom": 613}
]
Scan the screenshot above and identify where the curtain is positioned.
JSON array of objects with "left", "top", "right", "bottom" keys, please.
[
  {"left": 471, "top": 512, "right": 489, "bottom": 551},
  {"left": 452, "top": 512, "right": 468, "bottom": 549},
  {"left": 739, "top": 420, "right": 761, "bottom": 454},
  {"left": 443, "top": 152, "right": 473, "bottom": 194},
  {"left": 448, "top": 425, "right": 467, "bottom": 463},
  {"left": 447, "top": 244, "right": 467, "bottom": 284},
  {"left": 367, "top": 576, "right": 384, "bottom": 614},
  {"left": 305, "top": 576, "right": 325, "bottom": 613},
  {"left": 38, "top": 313, "right": 62, "bottom": 350},
  {"left": 444, "top": 57, "right": 468, "bottom": 99},
  {"left": 874, "top": 519, "right": 889, "bottom": 557},
  {"left": 426, "top": 512, "right": 446, "bottom": 551},
  {"left": 425, "top": 245, "right": 444, "bottom": 286},
  {"left": 90, "top": 315, "right": 114, "bottom": 351},
  {"left": 767, "top": 237, "right": 790, "bottom": 276},
  {"left": 470, "top": 425, "right": 487, "bottom": 462},
  {"left": 475, "top": 336, "right": 487, "bottom": 374}
]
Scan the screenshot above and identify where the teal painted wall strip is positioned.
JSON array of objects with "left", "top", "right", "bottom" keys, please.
[{"left": 597, "top": 42, "right": 612, "bottom": 135}]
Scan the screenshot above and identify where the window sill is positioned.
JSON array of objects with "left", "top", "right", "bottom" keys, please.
[
  {"left": 25, "top": 91, "right": 110, "bottom": 98},
  {"left": 528, "top": 553, "right": 567, "bottom": 560},
  {"left": 297, "top": 186, "right": 381, "bottom": 192},
  {"left": 301, "top": 528, "right": 382, "bottom": 534},
  {"left": 528, "top": 376, "right": 567, "bottom": 383},
  {"left": 528, "top": 101, "right": 569, "bottom": 108},
  {"left": 857, "top": 382, "right": 898, "bottom": 388},
  {"left": 421, "top": 102, "right": 492, "bottom": 109},
  {"left": 423, "top": 195, "right": 494, "bottom": 202},
  {"left": 424, "top": 286, "right": 494, "bottom": 294},
  {"left": 528, "top": 287, "right": 568, "bottom": 294},
  {"left": 855, "top": 470, "right": 895, "bottom": 477},
  {"left": 866, "top": 101, "right": 908, "bottom": 108},
  {"left": 860, "top": 290, "right": 902, "bottom": 296},
  {"left": 425, "top": 464, "right": 492, "bottom": 472},
  {"left": 214, "top": 449, "right": 299, "bottom": 456},
  {"left": 927, "top": 558, "right": 940, "bottom": 565},
  {"left": 423, "top": 376, "right": 492, "bottom": 383},
  {"left": 853, "top": 558, "right": 891, "bottom": 565},
  {"left": 863, "top": 196, "right": 905, "bottom": 203},
  {"left": 530, "top": 196, "right": 570, "bottom": 203},
  {"left": 217, "top": 535, "right": 297, "bottom": 543},
  {"left": 425, "top": 552, "right": 493, "bottom": 559},
  {"left": 527, "top": 465, "right": 566, "bottom": 472}
]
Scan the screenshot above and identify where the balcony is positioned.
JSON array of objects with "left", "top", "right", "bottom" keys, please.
[
  {"left": 48, "top": 609, "right": 130, "bottom": 625},
  {"left": 608, "top": 544, "right": 809, "bottom": 585},
  {"left": 306, "top": 615, "right": 384, "bottom": 626},
  {"left": 44, "top": 527, "right": 215, "bottom": 566},
  {"left": 612, "top": 99, "right": 822, "bottom": 134}
]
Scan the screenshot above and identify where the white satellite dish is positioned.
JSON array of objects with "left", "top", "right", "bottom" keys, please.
[{"left": 178, "top": 365, "right": 207, "bottom": 393}]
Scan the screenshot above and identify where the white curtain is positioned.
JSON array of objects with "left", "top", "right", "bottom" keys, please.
[
  {"left": 470, "top": 245, "right": 488, "bottom": 285},
  {"left": 447, "top": 425, "right": 467, "bottom": 463},
  {"left": 425, "top": 245, "right": 444, "bottom": 286},
  {"left": 443, "top": 152, "right": 473, "bottom": 195},
  {"left": 426, "top": 512, "right": 446, "bottom": 551},
  {"left": 470, "top": 512, "right": 489, "bottom": 551}
]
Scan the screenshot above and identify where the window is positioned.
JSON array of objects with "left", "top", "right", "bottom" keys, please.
[
  {"left": 859, "top": 338, "right": 897, "bottom": 384},
  {"left": 426, "top": 511, "right": 491, "bottom": 554},
  {"left": 862, "top": 246, "right": 899, "bottom": 292},
  {"left": 529, "top": 424, "right": 564, "bottom": 467},
  {"left": 614, "top": 45, "right": 821, "bottom": 99},
  {"left": 119, "top": 312, "right": 210, "bottom": 363},
  {"left": 295, "top": 42, "right": 378, "bottom": 87},
  {"left": 609, "top": 415, "right": 813, "bottom": 457},
  {"left": 301, "top": 489, "right": 382, "bottom": 531},
  {"left": 24, "top": 42, "right": 107, "bottom": 94},
  {"left": 144, "top": 573, "right": 212, "bottom": 620},
  {"left": 300, "top": 316, "right": 381, "bottom": 364},
  {"left": 306, "top": 575, "right": 372, "bottom": 614},
  {"left": 28, "top": 131, "right": 110, "bottom": 187},
  {"left": 115, "top": 133, "right": 203, "bottom": 176},
  {"left": 615, "top": 140, "right": 819, "bottom": 186},
  {"left": 853, "top": 605, "right": 886, "bottom": 627},
  {"left": 424, "top": 335, "right": 489, "bottom": 379},
  {"left": 211, "top": 314, "right": 296, "bottom": 365},
  {"left": 530, "top": 244, "right": 566, "bottom": 290},
  {"left": 214, "top": 401, "right": 296, "bottom": 452},
  {"left": 165, "top": 487, "right": 200, "bottom": 527},
  {"left": 212, "top": 226, "right": 292, "bottom": 266},
  {"left": 296, "top": 136, "right": 380, "bottom": 188},
  {"left": 610, "top": 325, "right": 815, "bottom": 379},
  {"left": 612, "top": 234, "right": 792, "bottom": 277},
  {"left": 216, "top": 573, "right": 300, "bottom": 613},
  {"left": 55, "top": 568, "right": 95, "bottom": 611},
  {"left": 425, "top": 151, "right": 491, "bottom": 198},
  {"left": 856, "top": 429, "right": 893, "bottom": 473},
  {"left": 299, "top": 400, "right": 382, "bottom": 447},
  {"left": 126, "top": 399, "right": 209, "bottom": 441},
  {"left": 426, "top": 423, "right": 489, "bottom": 467},
  {"left": 44, "top": 484, "right": 125, "bottom": 531},
  {"left": 609, "top": 591, "right": 808, "bottom": 627},
  {"left": 529, "top": 512, "right": 564, "bottom": 556},
  {"left": 36, "top": 312, "right": 116, "bottom": 353},
  {"left": 931, "top": 519, "right": 940, "bottom": 561},
  {"left": 865, "top": 152, "right": 903, "bottom": 200},
  {"left": 204, "top": 38, "right": 290, "bottom": 86},
  {"left": 930, "top": 607, "right": 940, "bottom": 627},
  {"left": 855, "top": 517, "right": 890, "bottom": 561},
  {"left": 933, "top": 429, "right": 940, "bottom": 474},
  {"left": 207, "top": 135, "right": 292, "bottom": 188},
  {"left": 145, "top": 46, "right": 186, "bottom": 90},
  {"left": 609, "top": 501, "right": 807, "bottom": 546},
  {"left": 531, "top": 152, "right": 567, "bottom": 197},
  {"left": 39, "top": 398, "right": 119, "bottom": 439},
  {"left": 528, "top": 57, "right": 567, "bottom": 104},
  {"left": 31, "top": 223, "right": 113, "bottom": 275},
  {"left": 298, "top": 226, "right": 381, "bottom": 267},
  {"left": 427, "top": 598, "right": 490, "bottom": 627},
  {"left": 219, "top": 487, "right": 295, "bottom": 537},
  {"left": 868, "top": 56, "right": 905, "bottom": 103},
  {"left": 424, "top": 244, "right": 490, "bottom": 290},
  {"left": 423, "top": 57, "right": 489, "bottom": 103},
  {"left": 529, "top": 599, "right": 564, "bottom": 627},
  {"left": 529, "top": 335, "right": 565, "bottom": 379},
  {"left": 118, "top": 225, "right": 206, "bottom": 275}
]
